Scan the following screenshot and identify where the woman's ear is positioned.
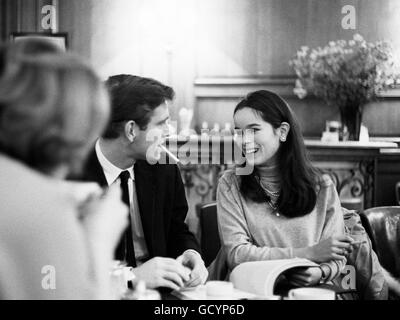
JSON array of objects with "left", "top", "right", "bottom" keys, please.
[
  {"left": 124, "top": 120, "right": 137, "bottom": 143},
  {"left": 279, "top": 122, "right": 290, "bottom": 142}
]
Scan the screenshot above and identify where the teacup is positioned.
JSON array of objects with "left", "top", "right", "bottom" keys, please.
[
  {"left": 287, "top": 288, "right": 336, "bottom": 300},
  {"left": 206, "top": 281, "right": 234, "bottom": 297}
]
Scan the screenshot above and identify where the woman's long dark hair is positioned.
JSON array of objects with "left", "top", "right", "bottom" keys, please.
[{"left": 234, "top": 90, "right": 319, "bottom": 218}]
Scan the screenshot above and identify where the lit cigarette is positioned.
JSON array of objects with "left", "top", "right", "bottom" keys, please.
[{"left": 160, "top": 145, "right": 180, "bottom": 163}]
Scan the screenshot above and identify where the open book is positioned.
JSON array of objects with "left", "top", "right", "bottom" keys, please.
[{"left": 229, "top": 258, "right": 318, "bottom": 297}]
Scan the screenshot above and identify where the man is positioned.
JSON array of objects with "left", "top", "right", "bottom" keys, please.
[{"left": 82, "top": 74, "right": 208, "bottom": 291}]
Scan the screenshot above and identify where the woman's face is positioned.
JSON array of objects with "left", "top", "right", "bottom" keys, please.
[{"left": 234, "top": 107, "right": 281, "bottom": 167}]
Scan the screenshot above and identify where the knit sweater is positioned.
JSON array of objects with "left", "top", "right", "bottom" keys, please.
[{"left": 216, "top": 168, "right": 346, "bottom": 282}]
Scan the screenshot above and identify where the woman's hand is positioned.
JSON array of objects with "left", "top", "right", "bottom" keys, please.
[
  {"left": 306, "top": 235, "right": 354, "bottom": 263},
  {"left": 80, "top": 182, "right": 129, "bottom": 250},
  {"left": 286, "top": 267, "right": 322, "bottom": 287}
]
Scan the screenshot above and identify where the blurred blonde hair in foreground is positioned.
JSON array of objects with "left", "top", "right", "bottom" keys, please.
[{"left": 0, "top": 39, "right": 110, "bottom": 176}]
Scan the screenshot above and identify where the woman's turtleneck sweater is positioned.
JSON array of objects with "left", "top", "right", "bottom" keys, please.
[
  {"left": 216, "top": 166, "right": 346, "bottom": 282},
  {"left": 257, "top": 164, "right": 281, "bottom": 212},
  {"left": 257, "top": 163, "right": 280, "bottom": 182}
]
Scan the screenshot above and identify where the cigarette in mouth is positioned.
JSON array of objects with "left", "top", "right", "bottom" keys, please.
[{"left": 160, "top": 145, "right": 180, "bottom": 163}]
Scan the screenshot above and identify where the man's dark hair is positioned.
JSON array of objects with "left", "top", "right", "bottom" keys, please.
[{"left": 103, "top": 74, "right": 174, "bottom": 139}]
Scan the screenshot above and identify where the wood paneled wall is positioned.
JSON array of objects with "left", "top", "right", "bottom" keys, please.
[
  {"left": 0, "top": 0, "right": 57, "bottom": 37},
  {"left": 195, "top": 0, "right": 400, "bottom": 77},
  {"left": 192, "top": 0, "right": 400, "bottom": 136},
  {"left": 3, "top": 0, "right": 400, "bottom": 135},
  {"left": 194, "top": 78, "right": 400, "bottom": 137},
  {"left": 1, "top": 0, "right": 17, "bottom": 41},
  {"left": 56, "top": 0, "right": 400, "bottom": 135}
]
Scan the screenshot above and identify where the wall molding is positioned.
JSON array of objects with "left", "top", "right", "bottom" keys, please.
[
  {"left": 194, "top": 76, "right": 296, "bottom": 99},
  {"left": 194, "top": 76, "right": 400, "bottom": 99}
]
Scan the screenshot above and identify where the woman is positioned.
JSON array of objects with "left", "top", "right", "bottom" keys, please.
[
  {"left": 217, "top": 90, "right": 354, "bottom": 287},
  {"left": 0, "top": 39, "right": 128, "bottom": 299}
]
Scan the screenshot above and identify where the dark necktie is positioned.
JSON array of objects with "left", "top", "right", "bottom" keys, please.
[{"left": 115, "top": 170, "right": 137, "bottom": 267}]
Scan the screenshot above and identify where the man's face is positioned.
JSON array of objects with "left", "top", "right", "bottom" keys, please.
[{"left": 133, "top": 101, "right": 170, "bottom": 162}]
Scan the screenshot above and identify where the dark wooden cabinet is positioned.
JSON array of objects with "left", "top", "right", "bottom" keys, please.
[{"left": 376, "top": 151, "right": 400, "bottom": 206}]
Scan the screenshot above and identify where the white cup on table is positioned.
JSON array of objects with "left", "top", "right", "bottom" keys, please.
[
  {"left": 287, "top": 288, "right": 336, "bottom": 300},
  {"left": 206, "top": 281, "right": 234, "bottom": 297}
]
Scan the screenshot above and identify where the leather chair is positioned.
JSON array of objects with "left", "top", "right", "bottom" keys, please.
[
  {"left": 341, "top": 198, "right": 363, "bottom": 211},
  {"left": 360, "top": 206, "right": 400, "bottom": 278},
  {"left": 396, "top": 182, "right": 400, "bottom": 205},
  {"left": 198, "top": 202, "right": 221, "bottom": 267}
]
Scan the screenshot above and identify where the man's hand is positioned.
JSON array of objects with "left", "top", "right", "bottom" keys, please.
[
  {"left": 286, "top": 267, "right": 322, "bottom": 287},
  {"left": 132, "top": 257, "right": 190, "bottom": 291},
  {"left": 177, "top": 250, "right": 208, "bottom": 287}
]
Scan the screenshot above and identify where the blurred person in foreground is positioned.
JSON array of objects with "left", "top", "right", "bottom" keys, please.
[
  {"left": 0, "top": 39, "right": 128, "bottom": 299},
  {"left": 79, "top": 74, "right": 208, "bottom": 291}
]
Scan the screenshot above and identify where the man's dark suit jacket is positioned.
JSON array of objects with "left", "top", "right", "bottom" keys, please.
[{"left": 81, "top": 150, "right": 201, "bottom": 260}]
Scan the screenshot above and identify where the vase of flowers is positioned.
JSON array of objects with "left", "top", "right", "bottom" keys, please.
[{"left": 290, "top": 34, "right": 399, "bottom": 140}]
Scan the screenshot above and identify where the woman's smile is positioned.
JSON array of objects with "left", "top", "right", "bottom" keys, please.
[{"left": 244, "top": 144, "right": 261, "bottom": 155}]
